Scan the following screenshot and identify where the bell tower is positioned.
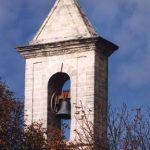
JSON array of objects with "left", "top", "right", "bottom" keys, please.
[{"left": 17, "top": 0, "right": 118, "bottom": 148}]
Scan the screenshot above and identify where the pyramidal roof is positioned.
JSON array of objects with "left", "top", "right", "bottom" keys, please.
[{"left": 30, "top": 0, "right": 98, "bottom": 45}]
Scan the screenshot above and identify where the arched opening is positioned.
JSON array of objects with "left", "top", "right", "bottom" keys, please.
[{"left": 48, "top": 72, "right": 71, "bottom": 141}]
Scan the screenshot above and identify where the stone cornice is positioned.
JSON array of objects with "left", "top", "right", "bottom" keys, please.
[{"left": 16, "top": 37, "right": 118, "bottom": 59}]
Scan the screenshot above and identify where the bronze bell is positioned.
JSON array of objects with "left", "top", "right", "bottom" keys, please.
[{"left": 56, "top": 98, "right": 71, "bottom": 119}]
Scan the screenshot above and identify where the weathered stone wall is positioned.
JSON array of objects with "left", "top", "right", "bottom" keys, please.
[
  {"left": 94, "top": 49, "right": 108, "bottom": 149},
  {"left": 24, "top": 49, "right": 96, "bottom": 141},
  {"left": 18, "top": 0, "right": 118, "bottom": 146}
]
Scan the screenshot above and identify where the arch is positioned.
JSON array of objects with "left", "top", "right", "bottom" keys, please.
[
  {"left": 46, "top": 63, "right": 76, "bottom": 83},
  {"left": 48, "top": 72, "right": 70, "bottom": 93},
  {"left": 47, "top": 72, "right": 71, "bottom": 140}
]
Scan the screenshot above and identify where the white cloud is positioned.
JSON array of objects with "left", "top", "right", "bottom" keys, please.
[
  {"left": 0, "top": 0, "right": 22, "bottom": 26},
  {"left": 85, "top": 0, "right": 150, "bottom": 88},
  {"left": 114, "top": 0, "right": 150, "bottom": 88},
  {"left": 0, "top": 0, "right": 149, "bottom": 96}
]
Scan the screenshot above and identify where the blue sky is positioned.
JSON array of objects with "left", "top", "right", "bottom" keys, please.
[{"left": 0, "top": 0, "right": 149, "bottom": 108}]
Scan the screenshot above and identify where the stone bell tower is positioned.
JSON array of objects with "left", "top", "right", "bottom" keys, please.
[{"left": 17, "top": 0, "right": 118, "bottom": 148}]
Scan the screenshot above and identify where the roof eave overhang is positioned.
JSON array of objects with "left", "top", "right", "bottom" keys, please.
[{"left": 16, "top": 36, "right": 118, "bottom": 59}]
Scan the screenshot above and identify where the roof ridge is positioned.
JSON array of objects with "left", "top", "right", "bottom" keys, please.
[
  {"left": 32, "top": 0, "right": 61, "bottom": 43},
  {"left": 74, "top": 0, "right": 97, "bottom": 36},
  {"left": 30, "top": 0, "right": 98, "bottom": 45}
]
